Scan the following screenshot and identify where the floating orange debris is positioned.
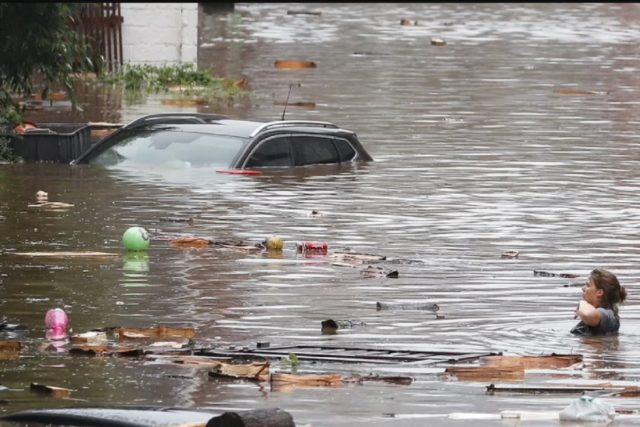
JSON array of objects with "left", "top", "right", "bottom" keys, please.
[
  {"left": 400, "top": 19, "right": 417, "bottom": 26},
  {"left": 273, "top": 101, "right": 316, "bottom": 109},
  {"left": 274, "top": 59, "right": 317, "bottom": 69},
  {"left": 169, "top": 237, "right": 212, "bottom": 248},
  {"left": 30, "top": 383, "right": 71, "bottom": 398}
]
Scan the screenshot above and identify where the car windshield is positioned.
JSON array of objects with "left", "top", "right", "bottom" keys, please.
[{"left": 88, "top": 129, "right": 249, "bottom": 169}]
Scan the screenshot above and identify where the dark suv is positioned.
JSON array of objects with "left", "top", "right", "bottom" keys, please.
[{"left": 72, "top": 113, "right": 373, "bottom": 171}]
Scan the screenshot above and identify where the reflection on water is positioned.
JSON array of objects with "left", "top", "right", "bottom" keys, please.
[{"left": 3, "top": 3, "right": 640, "bottom": 426}]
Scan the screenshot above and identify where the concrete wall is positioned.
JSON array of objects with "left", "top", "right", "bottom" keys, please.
[{"left": 121, "top": 3, "right": 198, "bottom": 66}]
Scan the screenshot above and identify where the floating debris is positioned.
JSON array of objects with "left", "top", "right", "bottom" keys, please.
[
  {"left": 273, "top": 101, "right": 316, "bottom": 109},
  {"left": 0, "top": 340, "right": 22, "bottom": 360},
  {"left": 271, "top": 372, "right": 342, "bottom": 389},
  {"left": 70, "top": 331, "right": 108, "bottom": 345},
  {"left": 552, "top": 88, "right": 603, "bottom": 96},
  {"left": 480, "top": 354, "right": 582, "bottom": 369},
  {"left": 265, "top": 236, "right": 284, "bottom": 251},
  {"left": 360, "top": 265, "right": 398, "bottom": 278},
  {"left": 533, "top": 270, "right": 579, "bottom": 279},
  {"left": 343, "top": 374, "right": 413, "bottom": 385},
  {"left": 287, "top": 9, "right": 322, "bottom": 16},
  {"left": 206, "top": 408, "right": 295, "bottom": 427},
  {"left": 331, "top": 251, "right": 386, "bottom": 264},
  {"left": 160, "top": 98, "right": 208, "bottom": 107},
  {"left": 321, "top": 319, "right": 366, "bottom": 334},
  {"left": 114, "top": 325, "right": 195, "bottom": 341},
  {"left": 30, "top": 383, "right": 71, "bottom": 398},
  {"left": 159, "top": 216, "right": 194, "bottom": 223},
  {"left": 69, "top": 345, "right": 143, "bottom": 357},
  {"left": 274, "top": 59, "right": 317, "bottom": 69},
  {"left": 28, "top": 201, "right": 75, "bottom": 209},
  {"left": 431, "top": 38, "right": 447, "bottom": 46},
  {"left": 501, "top": 250, "right": 520, "bottom": 259},
  {"left": 445, "top": 366, "right": 524, "bottom": 381},
  {"left": 209, "top": 360, "right": 270, "bottom": 381},
  {"left": 296, "top": 241, "right": 328, "bottom": 254},
  {"left": 400, "top": 19, "right": 417, "bottom": 26},
  {"left": 487, "top": 384, "right": 617, "bottom": 395},
  {"left": 376, "top": 301, "right": 439, "bottom": 312}
]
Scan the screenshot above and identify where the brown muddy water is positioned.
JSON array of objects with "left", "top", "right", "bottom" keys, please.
[{"left": 2, "top": 3, "right": 640, "bottom": 426}]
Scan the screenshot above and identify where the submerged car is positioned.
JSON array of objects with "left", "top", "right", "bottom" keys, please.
[{"left": 72, "top": 113, "right": 373, "bottom": 172}]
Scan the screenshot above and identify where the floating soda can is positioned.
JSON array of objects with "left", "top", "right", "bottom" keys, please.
[{"left": 296, "top": 241, "right": 328, "bottom": 254}]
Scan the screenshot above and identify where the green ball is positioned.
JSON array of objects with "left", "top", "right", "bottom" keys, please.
[{"left": 122, "top": 226, "right": 150, "bottom": 251}]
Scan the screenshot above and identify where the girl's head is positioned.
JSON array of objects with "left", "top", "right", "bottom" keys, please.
[{"left": 584, "top": 269, "right": 627, "bottom": 312}]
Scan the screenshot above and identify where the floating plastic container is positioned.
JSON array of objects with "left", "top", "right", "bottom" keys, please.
[{"left": 11, "top": 123, "right": 91, "bottom": 163}]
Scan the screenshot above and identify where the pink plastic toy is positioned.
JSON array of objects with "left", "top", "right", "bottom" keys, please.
[{"left": 44, "top": 308, "right": 69, "bottom": 340}]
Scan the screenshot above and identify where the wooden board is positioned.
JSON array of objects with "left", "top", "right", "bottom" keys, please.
[{"left": 480, "top": 354, "right": 582, "bottom": 369}]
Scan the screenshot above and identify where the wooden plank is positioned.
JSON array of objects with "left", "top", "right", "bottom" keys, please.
[
  {"left": 271, "top": 372, "right": 342, "bottom": 387},
  {"left": 115, "top": 325, "right": 195, "bottom": 340},
  {"left": 445, "top": 366, "right": 525, "bottom": 381},
  {"left": 480, "top": 354, "right": 583, "bottom": 369},
  {"left": 209, "top": 361, "right": 270, "bottom": 381}
]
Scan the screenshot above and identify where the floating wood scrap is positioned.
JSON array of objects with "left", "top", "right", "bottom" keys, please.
[
  {"left": 501, "top": 250, "right": 519, "bottom": 259},
  {"left": 552, "top": 88, "right": 601, "bottom": 96},
  {"left": 160, "top": 99, "right": 208, "bottom": 107},
  {"left": 400, "top": 19, "right": 417, "bottom": 26},
  {"left": 431, "top": 38, "right": 447, "bottom": 46},
  {"left": 27, "top": 201, "right": 75, "bottom": 209},
  {"left": 273, "top": 101, "right": 316, "bottom": 109},
  {"left": 320, "top": 319, "right": 366, "bottom": 334},
  {"left": 332, "top": 251, "right": 387, "bottom": 268},
  {"left": 274, "top": 59, "right": 317, "bottom": 69},
  {"left": 360, "top": 265, "right": 398, "bottom": 278},
  {"left": 70, "top": 331, "right": 108, "bottom": 345},
  {"left": 376, "top": 301, "right": 440, "bottom": 312},
  {"left": 533, "top": 270, "right": 579, "bottom": 278},
  {"left": 29, "top": 383, "right": 71, "bottom": 398},
  {"left": 159, "top": 216, "right": 193, "bottom": 223},
  {"left": 487, "top": 383, "right": 622, "bottom": 395},
  {"left": 343, "top": 374, "right": 413, "bottom": 385},
  {"left": 169, "top": 237, "right": 263, "bottom": 251},
  {"left": 445, "top": 366, "right": 525, "bottom": 381},
  {"left": 287, "top": 9, "right": 322, "bottom": 16},
  {"left": 209, "top": 360, "right": 270, "bottom": 381},
  {"left": 270, "top": 372, "right": 342, "bottom": 390},
  {"left": 480, "top": 354, "right": 583, "bottom": 369},
  {"left": 8, "top": 251, "right": 119, "bottom": 259},
  {"left": 206, "top": 408, "right": 295, "bottom": 427},
  {"left": 114, "top": 325, "right": 195, "bottom": 341},
  {"left": 0, "top": 340, "right": 22, "bottom": 361},
  {"left": 69, "top": 345, "right": 143, "bottom": 357}
]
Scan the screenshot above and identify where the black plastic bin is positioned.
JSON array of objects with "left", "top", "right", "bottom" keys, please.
[{"left": 11, "top": 123, "right": 91, "bottom": 163}]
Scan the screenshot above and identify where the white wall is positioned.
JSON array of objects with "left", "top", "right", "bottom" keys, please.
[{"left": 121, "top": 3, "right": 198, "bottom": 66}]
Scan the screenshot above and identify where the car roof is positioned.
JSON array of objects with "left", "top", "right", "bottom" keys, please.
[
  {"left": 124, "top": 113, "right": 351, "bottom": 139},
  {"left": 153, "top": 120, "right": 266, "bottom": 138}
]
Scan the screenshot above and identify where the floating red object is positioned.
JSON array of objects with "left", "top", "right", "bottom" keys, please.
[{"left": 216, "top": 169, "right": 263, "bottom": 176}]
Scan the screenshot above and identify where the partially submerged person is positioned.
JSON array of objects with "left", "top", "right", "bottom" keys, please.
[{"left": 571, "top": 269, "right": 627, "bottom": 335}]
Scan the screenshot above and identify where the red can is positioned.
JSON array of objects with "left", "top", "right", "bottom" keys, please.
[{"left": 296, "top": 241, "right": 328, "bottom": 253}]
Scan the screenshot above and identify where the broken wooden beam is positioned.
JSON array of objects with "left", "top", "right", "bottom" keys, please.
[
  {"left": 205, "top": 408, "right": 295, "bottom": 427},
  {"left": 343, "top": 374, "right": 413, "bottom": 385}
]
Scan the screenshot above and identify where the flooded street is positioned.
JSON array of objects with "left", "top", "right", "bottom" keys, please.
[{"left": 2, "top": 3, "right": 640, "bottom": 426}]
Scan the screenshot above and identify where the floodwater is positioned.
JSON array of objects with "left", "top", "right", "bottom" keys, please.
[{"left": 2, "top": 2, "right": 640, "bottom": 426}]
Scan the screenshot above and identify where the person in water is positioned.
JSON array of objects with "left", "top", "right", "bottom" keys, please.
[{"left": 571, "top": 268, "right": 627, "bottom": 335}]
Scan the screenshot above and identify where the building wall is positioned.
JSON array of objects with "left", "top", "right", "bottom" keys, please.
[{"left": 121, "top": 3, "right": 198, "bottom": 66}]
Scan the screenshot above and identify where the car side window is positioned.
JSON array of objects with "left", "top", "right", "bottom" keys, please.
[
  {"left": 333, "top": 138, "right": 356, "bottom": 162},
  {"left": 245, "top": 136, "right": 292, "bottom": 167},
  {"left": 291, "top": 135, "right": 340, "bottom": 166}
]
